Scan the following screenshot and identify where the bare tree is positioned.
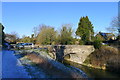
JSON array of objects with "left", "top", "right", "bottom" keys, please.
[
  {"left": 5, "top": 31, "right": 19, "bottom": 43},
  {"left": 107, "top": 16, "right": 120, "bottom": 35},
  {"left": 32, "top": 26, "right": 39, "bottom": 38},
  {"left": 58, "top": 24, "right": 74, "bottom": 45},
  {"left": 11, "top": 31, "right": 19, "bottom": 39},
  {"left": 36, "top": 24, "right": 57, "bottom": 45}
]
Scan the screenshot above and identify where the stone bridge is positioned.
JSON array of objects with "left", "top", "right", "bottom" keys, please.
[{"left": 48, "top": 45, "right": 95, "bottom": 64}]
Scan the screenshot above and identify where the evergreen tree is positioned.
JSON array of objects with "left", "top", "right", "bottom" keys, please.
[{"left": 76, "top": 16, "right": 94, "bottom": 44}]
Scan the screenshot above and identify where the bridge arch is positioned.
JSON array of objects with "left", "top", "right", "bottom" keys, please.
[{"left": 63, "top": 53, "right": 77, "bottom": 60}]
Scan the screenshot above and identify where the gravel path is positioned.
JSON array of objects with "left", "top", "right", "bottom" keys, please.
[{"left": 2, "top": 50, "right": 30, "bottom": 78}]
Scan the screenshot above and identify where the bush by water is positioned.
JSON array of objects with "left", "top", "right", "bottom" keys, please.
[{"left": 84, "top": 46, "right": 120, "bottom": 73}]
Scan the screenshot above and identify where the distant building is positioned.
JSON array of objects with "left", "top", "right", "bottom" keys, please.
[
  {"left": 75, "top": 35, "right": 81, "bottom": 39},
  {"left": 96, "top": 32, "right": 116, "bottom": 41}
]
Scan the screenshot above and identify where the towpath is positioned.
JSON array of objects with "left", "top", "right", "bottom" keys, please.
[{"left": 1, "top": 50, "right": 30, "bottom": 78}]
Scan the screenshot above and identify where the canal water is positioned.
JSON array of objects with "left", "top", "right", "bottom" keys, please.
[{"left": 63, "top": 60, "right": 120, "bottom": 80}]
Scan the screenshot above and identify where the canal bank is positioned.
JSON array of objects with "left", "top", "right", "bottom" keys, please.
[
  {"left": 14, "top": 49, "right": 88, "bottom": 79},
  {"left": 9, "top": 48, "right": 120, "bottom": 79}
]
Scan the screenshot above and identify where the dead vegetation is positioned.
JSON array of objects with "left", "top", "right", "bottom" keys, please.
[
  {"left": 84, "top": 46, "right": 120, "bottom": 73},
  {"left": 25, "top": 53, "right": 84, "bottom": 79}
]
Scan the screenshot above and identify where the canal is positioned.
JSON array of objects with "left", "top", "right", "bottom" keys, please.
[
  {"left": 14, "top": 49, "right": 120, "bottom": 79},
  {"left": 64, "top": 60, "right": 120, "bottom": 80}
]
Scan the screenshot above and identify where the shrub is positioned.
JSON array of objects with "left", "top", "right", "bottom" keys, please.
[
  {"left": 93, "top": 40, "right": 102, "bottom": 49},
  {"left": 106, "top": 54, "right": 120, "bottom": 73},
  {"left": 84, "top": 46, "right": 119, "bottom": 72},
  {"left": 79, "top": 40, "right": 84, "bottom": 45}
]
